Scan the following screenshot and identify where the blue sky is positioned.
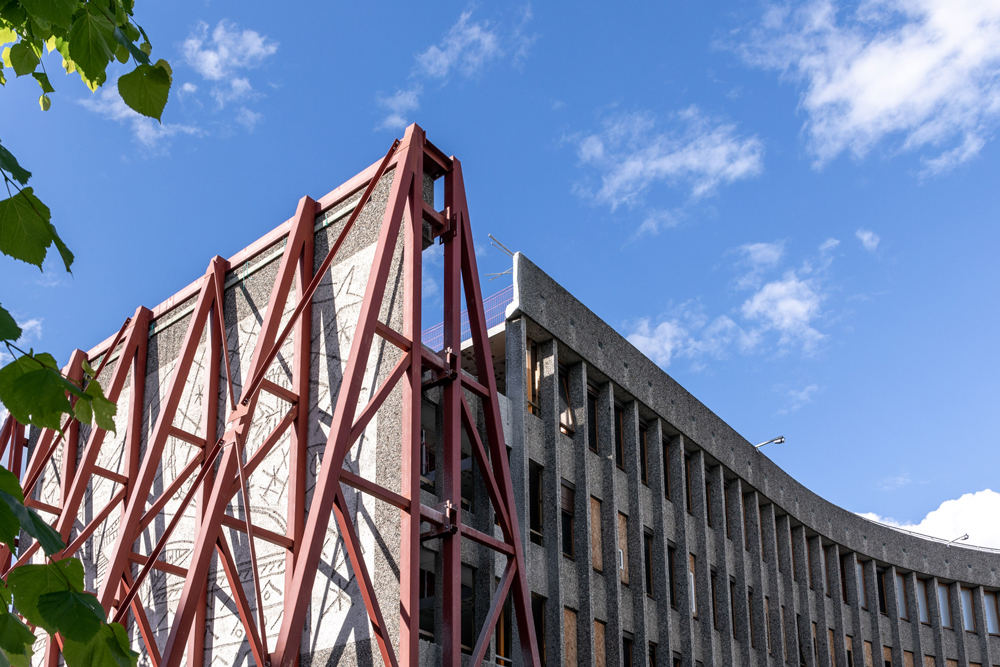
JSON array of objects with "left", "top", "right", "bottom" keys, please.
[{"left": 3, "top": 1, "right": 999, "bottom": 544}]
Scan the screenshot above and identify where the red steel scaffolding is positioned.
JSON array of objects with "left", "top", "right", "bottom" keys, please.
[{"left": 0, "top": 125, "right": 539, "bottom": 667}]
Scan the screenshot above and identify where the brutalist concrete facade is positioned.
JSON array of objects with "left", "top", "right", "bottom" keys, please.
[{"left": 473, "top": 252, "right": 1000, "bottom": 667}]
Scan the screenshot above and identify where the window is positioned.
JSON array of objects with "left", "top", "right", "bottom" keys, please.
[
  {"left": 857, "top": 561, "right": 868, "bottom": 609},
  {"left": 896, "top": 573, "right": 909, "bottom": 620},
  {"left": 639, "top": 424, "right": 649, "bottom": 485},
  {"left": 781, "top": 606, "right": 789, "bottom": 661},
  {"left": 526, "top": 339, "right": 540, "bottom": 416},
  {"left": 705, "top": 480, "right": 713, "bottom": 527},
  {"left": 846, "top": 635, "right": 855, "bottom": 667},
  {"left": 742, "top": 497, "right": 750, "bottom": 551},
  {"left": 748, "top": 588, "right": 756, "bottom": 647},
  {"left": 419, "top": 548, "right": 436, "bottom": 641},
  {"left": 711, "top": 572, "right": 719, "bottom": 629},
  {"left": 864, "top": 641, "right": 874, "bottom": 667},
  {"left": 807, "top": 539, "right": 815, "bottom": 589},
  {"left": 730, "top": 581, "right": 737, "bottom": 639},
  {"left": 618, "top": 513, "right": 629, "bottom": 584},
  {"left": 877, "top": 569, "right": 888, "bottom": 615},
  {"left": 563, "top": 608, "right": 577, "bottom": 667},
  {"left": 648, "top": 643, "right": 657, "bottom": 667},
  {"left": 614, "top": 405, "right": 625, "bottom": 469},
  {"left": 883, "top": 646, "right": 893, "bottom": 667},
  {"left": 529, "top": 462, "right": 543, "bottom": 546},
  {"left": 594, "top": 620, "right": 606, "bottom": 667},
  {"left": 984, "top": 591, "right": 999, "bottom": 634},
  {"left": 623, "top": 633, "right": 634, "bottom": 667},
  {"left": 790, "top": 530, "right": 798, "bottom": 581},
  {"left": 461, "top": 564, "right": 475, "bottom": 654},
  {"left": 532, "top": 594, "right": 546, "bottom": 667},
  {"left": 496, "top": 579, "right": 513, "bottom": 666},
  {"left": 724, "top": 483, "right": 731, "bottom": 538},
  {"left": 689, "top": 554, "right": 698, "bottom": 617},
  {"left": 668, "top": 546, "right": 677, "bottom": 608},
  {"left": 759, "top": 506, "right": 766, "bottom": 559},
  {"left": 938, "top": 583, "right": 952, "bottom": 628},
  {"left": 917, "top": 580, "right": 930, "bottom": 624},
  {"left": 766, "top": 597, "right": 773, "bottom": 653},
  {"left": 841, "top": 556, "right": 849, "bottom": 603},
  {"left": 904, "top": 652, "right": 915, "bottom": 667},
  {"left": 812, "top": 622, "right": 818, "bottom": 666},
  {"left": 829, "top": 629, "right": 836, "bottom": 666},
  {"left": 590, "top": 497, "right": 603, "bottom": 572},
  {"left": 663, "top": 440, "right": 672, "bottom": 500},
  {"left": 558, "top": 366, "right": 576, "bottom": 435},
  {"left": 587, "top": 390, "right": 599, "bottom": 453},
  {"left": 823, "top": 546, "right": 831, "bottom": 596},
  {"left": 561, "top": 483, "right": 575, "bottom": 558},
  {"left": 420, "top": 403, "right": 437, "bottom": 493},
  {"left": 643, "top": 531, "right": 654, "bottom": 597},
  {"left": 961, "top": 587, "right": 975, "bottom": 632},
  {"left": 684, "top": 455, "right": 693, "bottom": 514}
]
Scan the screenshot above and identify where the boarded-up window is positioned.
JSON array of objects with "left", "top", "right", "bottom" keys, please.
[
  {"left": 594, "top": 620, "right": 606, "bottom": 667},
  {"left": 884, "top": 646, "right": 894, "bottom": 667},
  {"left": 618, "top": 513, "right": 629, "bottom": 585},
  {"left": 864, "top": 641, "right": 874, "bottom": 667},
  {"left": 591, "top": 497, "right": 603, "bottom": 572},
  {"left": 904, "top": 652, "right": 915, "bottom": 667},
  {"left": 829, "top": 629, "right": 835, "bottom": 666},
  {"left": 946, "top": 660, "right": 958, "bottom": 667},
  {"left": 846, "top": 636, "right": 854, "bottom": 667},
  {"left": 563, "top": 608, "right": 577, "bottom": 667},
  {"left": 923, "top": 656, "right": 934, "bottom": 667}
]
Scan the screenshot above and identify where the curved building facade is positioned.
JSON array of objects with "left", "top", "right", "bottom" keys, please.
[{"left": 488, "top": 251, "right": 1000, "bottom": 667}]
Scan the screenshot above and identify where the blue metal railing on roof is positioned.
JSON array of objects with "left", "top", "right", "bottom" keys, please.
[{"left": 422, "top": 284, "right": 514, "bottom": 352}]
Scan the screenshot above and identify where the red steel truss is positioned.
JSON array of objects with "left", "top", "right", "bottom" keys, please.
[{"left": 0, "top": 124, "right": 540, "bottom": 667}]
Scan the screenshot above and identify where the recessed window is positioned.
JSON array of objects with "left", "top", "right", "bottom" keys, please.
[
  {"left": 614, "top": 405, "right": 625, "bottom": 469},
  {"left": 985, "top": 591, "right": 999, "bottom": 634},
  {"left": 917, "top": 579, "right": 930, "bottom": 624},
  {"left": 618, "top": 513, "right": 629, "bottom": 585},
  {"left": 590, "top": 497, "right": 603, "bottom": 572},
  {"left": 684, "top": 455, "right": 693, "bottom": 515},
  {"left": 730, "top": 582, "right": 737, "bottom": 639},
  {"left": 723, "top": 483, "right": 731, "bottom": 539},
  {"left": 688, "top": 554, "right": 698, "bottom": 618},
  {"left": 623, "top": 633, "right": 634, "bottom": 667},
  {"left": 529, "top": 461, "right": 543, "bottom": 546},
  {"left": 938, "top": 583, "right": 952, "bottom": 628},
  {"left": 882, "top": 646, "right": 892, "bottom": 667},
  {"left": 840, "top": 556, "right": 849, "bottom": 603},
  {"left": 668, "top": 546, "right": 677, "bottom": 608},
  {"left": 643, "top": 531, "right": 654, "bottom": 597},
  {"left": 663, "top": 440, "right": 672, "bottom": 501},
  {"left": 531, "top": 594, "right": 546, "bottom": 667},
  {"left": 558, "top": 365, "right": 575, "bottom": 436},
  {"left": 711, "top": 572, "right": 719, "bottom": 630},
  {"left": 587, "top": 390, "right": 599, "bottom": 453},
  {"left": 705, "top": 479, "right": 713, "bottom": 527},
  {"left": 419, "top": 548, "right": 436, "bottom": 641},
  {"left": 857, "top": 561, "right": 868, "bottom": 609},
  {"left": 639, "top": 424, "right": 649, "bottom": 485},
  {"left": 495, "top": 579, "right": 512, "bottom": 666},
  {"left": 460, "top": 564, "right": 475, "bottom": 654},
  {"left": 961, "top": 587, "right": 976, "bottom": 632},
  {"left": 420, "top": 403, "right": 437, "bottom": 494},
  {"left": 896, "top": 573, "right": 909, "bottom": 620},
  {"left": 748, "top": 588, "right": 756, "bottom": 647},
  {"left": 648, "top": 643, "right": 657, "bottom": 667},
  {"left": 561, "top": 482, "right": 575, "bottom": 559},
  {"left": 846, "top": 635, "right": 854, "bottom": 667},
  {"left": 564, "top": 608, "right": 577, "bottom": 667},
  {"left": 526, "top": 339, "right": 540, "bottom": 417},
  {"left": 766, "top": 596, "right": 773, "bottom": 653},
  {"left": 877, "top": 569, "right": 888, "bottom": 615},
  {"left": 594, "top": 620, "right": 606, "bottom": 667}
]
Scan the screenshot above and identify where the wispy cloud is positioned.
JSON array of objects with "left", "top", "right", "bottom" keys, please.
[
  {"left": 573, "top": 107, "right": 764, "bottom": 210},
  {"left": 859, "top": 489, "right": 1000, "bottom": 548},
  {"left": 79, "top": 86, "right": 202, "bottom": 151},
  {"left": 875, "top": 473, "right": 912, "bottom": 491},
  {"left": 377, "top": 7, "right": 536, "bottom": 130},
  {"left": 777, "top": 383, "right": 820, "bottom": 414},
  {"left": 181, "top": 20, "right": 278, "bottom": 118},
  {"left": 856, "top": 228, "right": 880, "bottom": 252},
  {"left": 628, "top": 238, "right": 837, "bottom": 368},
  {"left": 735, "top": 0, "right": 1000, "bottom": 173}
]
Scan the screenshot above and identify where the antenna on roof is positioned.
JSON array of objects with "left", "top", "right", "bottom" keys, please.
[{"left": 486, "top": 233, "right": 515, "bottom": 280}]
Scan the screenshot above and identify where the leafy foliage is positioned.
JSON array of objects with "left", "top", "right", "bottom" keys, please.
[{"left": 0, "top": 2, "right": 171, "bottom": 666}]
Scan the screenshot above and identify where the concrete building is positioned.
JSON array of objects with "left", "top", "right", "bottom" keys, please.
[{"left": 15, "top": 133, "right": 1000, "bottom": 667}]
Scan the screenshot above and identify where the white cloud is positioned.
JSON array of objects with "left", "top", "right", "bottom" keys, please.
[
  {"left": 574, "top": 107, "right": 764, "bottom": 209},
  {"left": 377, "top": 8, "right": 536, "bottom": 130},
  {"left": 734, "top": 241, "right": 785, "bottom": 288},
  {"left": 741, "top": 271, "right": 825, "bottom": 350},
  {"left": 181, "top": 20, "right": 277, "bottom": 113},
  {"left": 819, "top": 237, "right": 840, "bottom": 253},
  {"left": 737, "top": 0, "right": 1000, "bottom": 172},
  {"left": 79, "top": 87, "right": 202, "bottom": 151},
  {"left": 856, "top": 228, "right": 881, "bottom": 251},
  {"left": 858, "top": 489, "right": 1000, "bottom": 549},
  {"left": 235, "top": 107, "right": 262, "bottom": 132},
  {"left": 779, "top": 383, "right": 820, "bottom": 414},
  {"left": 632, "top": 209, "right": 681, "bottom": 239}
]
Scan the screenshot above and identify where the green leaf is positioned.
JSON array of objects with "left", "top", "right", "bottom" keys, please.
[
  {"left": 0, "top": 503, "right": 20, "bottom": 552},
  {"left": 0, "top": 27, "right": 16, "bottom": 45},
  {"left": 36, "top": 590, "right": 104, "bottom": 642},
  {"left": 0, "top": 355, "right": 72, "bottom": 430},
  {"left": 38, "top": 94, "right": 49, "bottom": 111},
  {"left": 0, "top": 188, "right": 73, "bottom": 272},
  {"left": 0, "top": 610, "right": 36, "bottom": 667},
  {"left": 7, "top": 42, "right": 38, "bottom": 76},
  {"left": 31, "top": 71, "right": 53, "bottom": 92},
  {"left": 6, "top": 560, "right": 83, "bottom": 631},
  {"left": 0, "top": 466, "right": 25, "bottom": 504},
  {"left": 113, "top": 42, "right": 126, "bottom": 63},
  {"left": 117, "top": 62, "right": 169, "bottom": 120},
  {"left": 62, "top": 623, "right": 136, "bottom": 667},
  {"left": 19, "top": 0, "right": 76, "bottom": 31},
  {"left": 0, "top": 492, "right": 65, "bottom": 556},
  {"left": 81, "top": 359, "right": 96, "bottom": 377},
  {"left": 0, "top": 304, "right": 21, "bottom": 341},
  {"left": 86, "top": 380, "right": 116, "bottom": 432},
  {"left": 67, "top": 10, "right": 113, "bottom": 83},
  {"left": 111, "top": 26, "right": 147, "bottom": 65},
  {"left": 0, "top": 144, "right": 32, "bottom": 185}
]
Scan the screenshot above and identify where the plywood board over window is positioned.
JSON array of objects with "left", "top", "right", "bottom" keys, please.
[
  {"left": 594, "top": 620, "right": 607, "bottom": 667},
  {"left": 591, "top": 497, "right": 603, "bottom": 572},
  {"left": 564, "top": 608, "right": 577, "bottom": 667},
  {"left": 904, "top": 651, "right": 915, "bottom": 667},
  {"left": 864, "top": 640, "right": 874, "bottom": 667},
  {"left": 923, "top": 656, "right": 935, "bottom": 667},
  {"left": 884, "top": 646, "right": 894, "bottom": 666},
  {"left": 618, "top": 512, "right": 630, "bottom": 585}
]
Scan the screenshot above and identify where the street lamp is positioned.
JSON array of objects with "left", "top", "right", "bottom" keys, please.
[
  {"left": 946, "top": 534, "right": 969, "bottom": 548},
  {"left": 755, "top": 436, "right": 786, "bottom": 451}
]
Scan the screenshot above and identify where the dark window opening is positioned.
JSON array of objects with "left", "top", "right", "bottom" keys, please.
[
  {"left": 561, "top": 482, "right": 575, "bottom": 559},
  {"left": 648, "top": 643, "right": 657, "bottom": 667},
  {"left": 643, "top": 531, "right": 654, "bottom": 597},
  {"left": 526, "top": 339, "right": 540, "bottom": 417},
  {"left": 639, "top": 424, "right": 649, "bottom": 485},
  {"left": 663, "top": 440, "right": 672, "bottom": 501},
  {"left": 877, "top": 569, "right": 888, "bottom": 615},
  {"left": 668, "top": 546, "right": 677, "bottom": 608},
  {"left": 529, "top": 461, "right": 543, "bottom": 546},
  {"left": 623, "top": 633, "right": 634, "bottom": 667},
  {"left": 724, "top": 483, "right": 731, "bottom": 539},
  {"left": 705, "top": 479, "right": 713, "bottom": 527},
  {"left": 587, "top": 390, "right": 599, "bottom": 453},
  {"left": 730, "top": 581, "right": 737, "bottom": 639},
  {"left": 460, "top": 428, "right": 474, "bottom": 512},
  {"left": 418, "top": 548, "right": 435, "bottom": 642},
  {"left": 420, "top": 403, "right": 437, "bottom": 494},
  {"left": 495, "top": 582, "right": 512, "bottom": 666},
  {"left": 840, "top": 556, "right": 849, "bottom": 603},
  {"left": 684, "top": 455, "right": 693, "bottom": 514},
  {"left": 532, "top": 594, "right": 546, "bottom": 667},
  {"left": 558, "top": 365, "right": 575, "bottom": 435},
  {"left": 460, "top": 564, "right": 476, "bottom": 654},
  {"left": 614, "top": 405, "right": 625, "bottom": 469},
  {"left": 711, "top": 572, "right": 719, "bottom": 630},
  {"left": 748, "top": 588, "right": 756, "bottom": 648}
]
